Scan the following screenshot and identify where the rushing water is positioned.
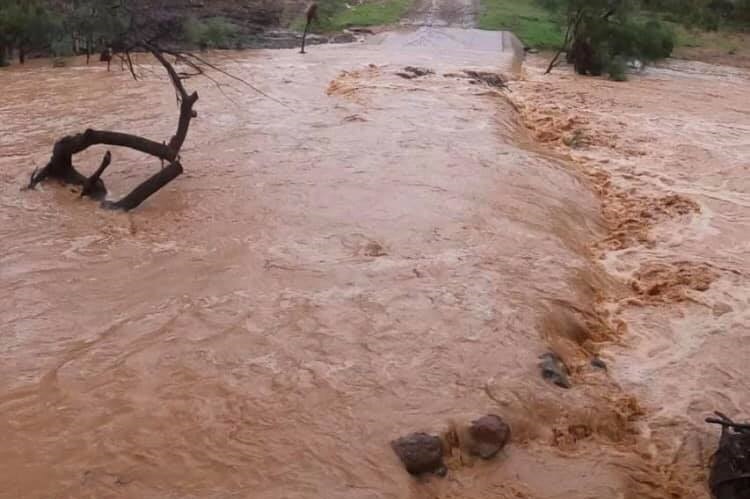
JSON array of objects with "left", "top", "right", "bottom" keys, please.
[
  {"left": 506, "top": 56, "right": 750, "bottom": 498},
  {"left": 1, "top": 23, "right": 745, "bottom": 499}
]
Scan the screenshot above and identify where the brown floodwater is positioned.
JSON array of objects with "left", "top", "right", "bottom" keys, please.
[
  {"left": 0, "top": 24, "right": 745, "bottom": 499},
  {"left": 507, "top": 56, "right": 750, "bottom": 498}
]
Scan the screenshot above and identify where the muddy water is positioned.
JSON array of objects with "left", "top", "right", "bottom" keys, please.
[
  {"left": 0, "top": 26, "right": 737, "bottom": 499},
  {"left": 508, "top": 57, "right": 750, "bottom": 497}
]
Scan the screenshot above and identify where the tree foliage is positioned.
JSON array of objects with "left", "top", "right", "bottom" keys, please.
[
  {"left": 65, "top": 0, "right": 131, "bottom": 55},
  {"left": 182, "top": 16, "right": 239, "bottom": 50},
  {"left": 0, "top": 0, "right": 61, "bottom": 62},
  {"left": 0, "top": 0, "right": 243, "bottom": 66},
  {"left": 542, "top": 0, "right": 675, "bottom": 80}
]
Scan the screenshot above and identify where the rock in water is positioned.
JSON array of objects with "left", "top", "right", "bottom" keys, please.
[
  {"left": 391, "top": 433, "right": 446, "bottom": 476},
  {"left": 469, "top": 415, "right": 511, "bottom": 459},
  {"left": 591, "top": 357, "right": 607, "bottom": 370},
  {"left": 539, "top": 352, "right": 571, "bottom": 388},
  {"left": 707, "top": 413, "right": 750, "bottom": 499}
]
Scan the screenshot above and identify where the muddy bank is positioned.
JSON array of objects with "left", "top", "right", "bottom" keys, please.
[{"left": 506, "top": 55, "right": 750, "bottom": 497}]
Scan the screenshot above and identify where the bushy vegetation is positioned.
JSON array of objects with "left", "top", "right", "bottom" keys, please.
[
  {"left": 183, "top": 16, "right": 240, "bottom": 49},
  {"left": 643, "top": 0, "right": 750, "bottom": 29},
  {"left": 0, "top": 1, "right": 245, "bottom": 66},
  {"left": 0, "top": 0, "right": 133, "bottom": 65},
  {"left": 536, "top": 0, "right": 675, "bottom": 80},
  {"left": 0, "top": 1, "right": 62, "bottom": 63}
]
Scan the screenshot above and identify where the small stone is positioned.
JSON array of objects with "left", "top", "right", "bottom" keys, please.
[
  {"left": 363, "top": 241, "right": 386, "bottom": 257},
  {"left": 346, "top": 27, "right": 375, "bottom": 35},
  {"left": 539, "top": 352, "right": 571, "bottom": 389},
  {"left": 391, "top": 432, "right": 446, "bottom": 476},
  {"left": 591, "top": 357, "right": 607, "bottom": 370},
  {"left": 469, "top": 414, "right": 511, "bottom": 459},
  {"left": 331, "top": 33, "right": 356, "bottom": 44}
]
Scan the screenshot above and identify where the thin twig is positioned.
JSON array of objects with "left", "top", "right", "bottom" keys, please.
[{"left": 165, "top": 50, "right": 292, "bottom": 109}]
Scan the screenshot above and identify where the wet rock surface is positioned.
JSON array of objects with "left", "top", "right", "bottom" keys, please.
[
  {"left": 468, "top": 414, "right": 511, "bottom": 459},
  {"left": 539, "top": 352, "right": 571, "bottom": 388},
  {"left": 591, "top": 357, "right": 607, "bottom": 370},
  {"left": 463, "top": 70, "right": 507, "bottom": 88},
  {"left": 391, "top": 433, "right": 446, "bottom": 476},
  {"left": 707, "top": 413, "right": 750, "bottom": 499},
  {"left": 396, "top": 66, "right": 435, "bottom": 79}
]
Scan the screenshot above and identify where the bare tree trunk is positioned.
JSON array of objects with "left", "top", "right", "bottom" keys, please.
[
  {"left": 27, "top": 45, "right": 199, "bottom": 211},
  {"left": 545, "top": 8, "right": 584, "bottom": 75},
  {"left": 18, "top": 47, "right": 25, "bottom": 65},
  {"left": 300, "top": 3, "right": 318, "bottom": 54}
]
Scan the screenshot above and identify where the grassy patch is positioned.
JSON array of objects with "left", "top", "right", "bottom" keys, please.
[
  {"left": 478, "top": 0, "right": 563, "bottom": 49},
  {"left": 292, "top": 0, "right": 412, "bottom": 32},
  {"left": 670, "top": 23, "right": 741, "bottom": 51},
  {"left": 477, "top": 1, "right": 749, "bottom": 56}
]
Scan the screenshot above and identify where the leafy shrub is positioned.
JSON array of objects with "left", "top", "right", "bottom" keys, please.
[
  {"left": 183, "top": 17, "right": 239, "bottom": 49},
  {"left": 638, "top": 20, "right": 674, "bottom": 60},
  {"left": 608, "top": 56, "right": 627, "bottom": 81}
]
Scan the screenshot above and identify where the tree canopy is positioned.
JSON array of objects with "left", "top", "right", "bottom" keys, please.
[
  {"left": 542, "top": 0, "right": 675, "bottom": 79},
  {"left": 0, "top": 0, "right": 235, "bottom": 65}
]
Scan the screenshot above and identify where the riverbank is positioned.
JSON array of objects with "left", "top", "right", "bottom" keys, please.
[{"left": 504, "top": 53, "right": 750, "bottom": 497}]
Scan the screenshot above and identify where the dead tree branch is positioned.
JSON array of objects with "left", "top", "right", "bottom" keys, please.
[
  {"left": 27, "top": 43, "right": 199, "bottom": 211},
  {"left": 80, "top": 150, "right": 112, "bottom": 200}
]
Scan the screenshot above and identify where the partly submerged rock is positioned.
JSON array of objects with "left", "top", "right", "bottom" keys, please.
[
  {"left": 707, "top": 412, "right": 750, "bottom": 499},
  {"left": 391, "top": 432, "right": 446, "bottom": 476},
  {"left": 539, "top": 352, "right": 571, "bottom": 389},
  {"left": 591, "top": 357, "right": 607, "bottom": 370},
  {"left": 396, "top": 66, "right": 435, "bottom": 79},
  {"left": 462, "top": 70, "right": 506, "bottom": 88},
  {"left": 469, "top": 414, "right": 511, "bottom": 459},
  {"left": 331, "top": 32, "right": 356, "bottom": 44}
]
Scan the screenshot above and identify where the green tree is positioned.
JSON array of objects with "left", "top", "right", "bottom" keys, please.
[
  {"left": 543, "top": 0, "right": 674, "bottom": 80},
  {"left": 65, "top": 0, "right": 131, "bottom": 61},
  {"left": 0, "top": 1, "right": 60, "bottom": 63}
]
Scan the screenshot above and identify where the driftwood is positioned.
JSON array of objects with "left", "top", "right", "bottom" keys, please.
[
  {"left": 707, "top": 412, "right": 750, "bottom": 499},
  {"left": 26, "top": 43, "right": 198, "bottom": 211}
]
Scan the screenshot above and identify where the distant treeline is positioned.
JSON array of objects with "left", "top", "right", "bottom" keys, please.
[{"left": 0, "top": 0, "right": 256, "bottom": 66}]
